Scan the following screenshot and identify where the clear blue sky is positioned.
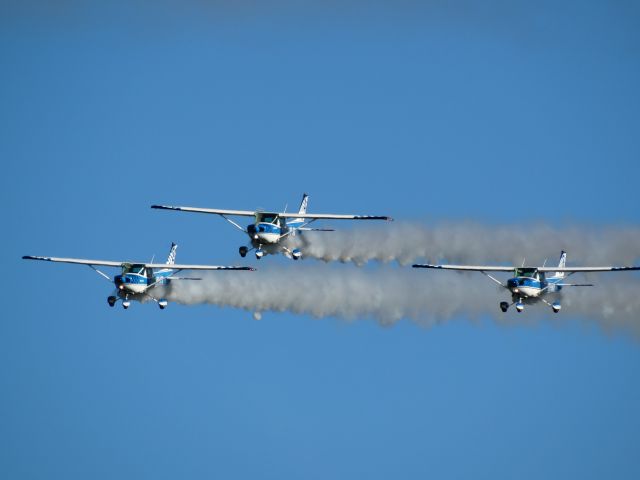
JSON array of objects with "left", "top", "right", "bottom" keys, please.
[{"left": 2, "top": 1, "right": 640, "bottom": 478}]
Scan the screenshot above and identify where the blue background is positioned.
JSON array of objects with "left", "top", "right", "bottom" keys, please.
[{"left": 2, "top": 2, "right": 639, "bottom": 478}]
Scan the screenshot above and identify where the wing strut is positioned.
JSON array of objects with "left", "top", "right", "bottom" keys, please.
[
  {"left": 87, "top": 264, "right": 113, "bottom": 282},
  {"left": 220, "top": 214, "right": 247, "bottom": 233},
  {"left": 480, "top": 270, "right": 509, "bottom": 289}
]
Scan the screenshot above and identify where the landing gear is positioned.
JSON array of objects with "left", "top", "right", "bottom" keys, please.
[
  {"left": 292, "top": 248, "right": 302, "bottom": 260},
  {"left": 158, "top": 299, "right": 168, "bottom": 310},
  {"left": 515, "top": 302, "right": 524, "bottom": 313},
  {"left": 552, "top": 302, "right": 561, "bottom": 313},
  {"left": 499, "top": 301, "right": 509, "bottom": 312},
  {"left": 107, "top": 296, "right": 117, "bottom": 307},
  {"left": 239, "top": 246, "right": 248, "bottom": 258},
  {"left": 122, "top": 300, "right": 130, "bottom": 309},
  {"left": 255, "top": 249, "right": 264, "bottom": 260}
]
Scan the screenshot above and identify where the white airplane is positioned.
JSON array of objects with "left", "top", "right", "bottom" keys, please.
[
  {"left": 413, "top": 251, "right": 639, "bottom": 313},
  {"left": 23, "top": 243, "right": 254, "bottom": 310},
  {"left": 152, "top": 194, "right": 392, "bottom": 260}
]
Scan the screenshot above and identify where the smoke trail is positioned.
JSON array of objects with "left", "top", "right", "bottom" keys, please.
[
  {"left": 289, "top": 222, "right": 640, "bottom": 266},
  {"left": 167, "top": 265, "right": 640, "bottom": 336}
]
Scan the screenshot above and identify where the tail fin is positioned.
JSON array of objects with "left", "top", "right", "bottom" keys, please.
[
  {"left": 298, "top": 193, "right": 309, "bottom": 215},
  {"left": 166, "top": 242, "right": 178, "bottom": 265},
  {"left": 555, "top": 250, "right": 567, "bottom": 278},
  {"left": 288, "top": 193, "right": 309, "bottom": 226}
]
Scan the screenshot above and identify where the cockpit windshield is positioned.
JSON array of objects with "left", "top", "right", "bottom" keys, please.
[
  {"left": 257, "top": 213, "right": 278, "bottom": 224},
  {"left": 515, "top": 268, "right": 538, "bottom": 278},
  {"left": 123, "top": 264, "right": 145, "bottom": 275}
]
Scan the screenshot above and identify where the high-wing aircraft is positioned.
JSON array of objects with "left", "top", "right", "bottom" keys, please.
[
  {"left": 413, "top": 251, "right": 639, "bottom": 313},
  {"left": 152, "top": 194, "right": 392, "bottom": 260},
  {"left": 23, "top": 243, "right": 254, "bottom": 309}
]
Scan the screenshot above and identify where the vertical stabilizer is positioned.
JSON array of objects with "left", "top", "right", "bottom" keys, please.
[
  {"left": 166, "top": 242, "right": 178, "bottom": 265},
  {"left": 555, "top": 250, "right": 567, "bottom": 278},
  {"left": 298, "top": 193, "right": 309, "bottom": 215},
  {"left": 289, "top": 193, "right": 309, "bottom": 225}
]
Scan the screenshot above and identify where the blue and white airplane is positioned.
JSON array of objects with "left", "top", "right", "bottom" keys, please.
[
  {"left": 23, "top": 243, "right": 254, "bottom": 310},
  {"left": 413, "top": 251, "right": 639, "bottom": 313},
  {"left": 152, "top": 194, "right": 392, "bottom": 260}
]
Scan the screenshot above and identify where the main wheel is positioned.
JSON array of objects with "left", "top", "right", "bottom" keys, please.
[
  {"left": 239, "top": 246, "right": 248, "bottom": 258},
  {"left": 107, "top": 296, "right": 117, "bottom": 307},
  {"left": 499, "top": 301, "right": 509, "bottom": 312}
]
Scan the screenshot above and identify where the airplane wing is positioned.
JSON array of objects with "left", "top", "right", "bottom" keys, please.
[
  {"left": 412, "top": 263, "right": 515, "bottom": 272},
  {"left": 537, "top": 266, "right": 640, "bottom": 273},
  {"left": 145, "top": 263, "right": 254, "bottom": 271},
  {"left": 413, "top": 264, "right": 639, "bottom": 273},
  {"left": 23, "top": 256, "right": 254, "bottom": 271},
  {"left": 279, "top": 213, "right": 392, "bottom": 220},
  {"left": 152, "top": 204, "right": 392, "bottom": 221},
  {"left": 23, "top": 256, "right": 125, "bottom": 267},
  {"left": 151, "top": 205, "right": 256, "bottom": 216}
]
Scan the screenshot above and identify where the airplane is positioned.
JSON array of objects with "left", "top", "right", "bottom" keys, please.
[
  {"left": 151, "top": 194, "right": 392, "bottom": 260},
  {"left": 413, "top": 251, "right": 639, "bottom": 313},
  {"left": 23, "top": 243, "right": 254, "bottom": 310}
]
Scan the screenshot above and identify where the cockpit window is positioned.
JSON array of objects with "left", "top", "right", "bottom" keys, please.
[
  {"left": 258, "top": 213, "right": 278, "bottom": 224},
  {"left": 123, "top": 264, "right": 145, "bottom": 275},
  {"left": 515, "top": 268, "right": 538, "bottom": 278}
]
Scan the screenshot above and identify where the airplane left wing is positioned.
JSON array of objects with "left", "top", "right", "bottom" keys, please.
[
  {"left": 279, "top": 213, "right": 392, "bottom": 221},
  {"left": 145, "top": 263, "right": 254, "bottom": 271},
  {"left": 537, "top": 266, "right": 640, "bottom": 273}
]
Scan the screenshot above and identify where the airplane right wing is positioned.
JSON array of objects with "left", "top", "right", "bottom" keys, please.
[
  {"left": 22, "top": 256, "right": 125, "bottom": 267},
  {"left": 151, "top": 205, "right": 256, "bottom": 216},
  {"left": 412, "top": 264, "right": 515, "bottom": 272}
]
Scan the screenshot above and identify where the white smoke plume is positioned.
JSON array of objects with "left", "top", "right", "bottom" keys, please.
[
  {"left": 167, "top": 265, "right": 640, "bottom": 336},
  {"left": 289, "top": 222, "right": 640, "bottom": 267}
]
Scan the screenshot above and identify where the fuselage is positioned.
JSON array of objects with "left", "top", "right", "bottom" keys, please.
[
  {"left": 246, "top": 215, "right": 304, "bottom": 247},
  {"left": 114, "top": 264, "right": 172, "bottom": 294},
  {"left": 506, "top": 269, "right": 563, "bottom": 300}
]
